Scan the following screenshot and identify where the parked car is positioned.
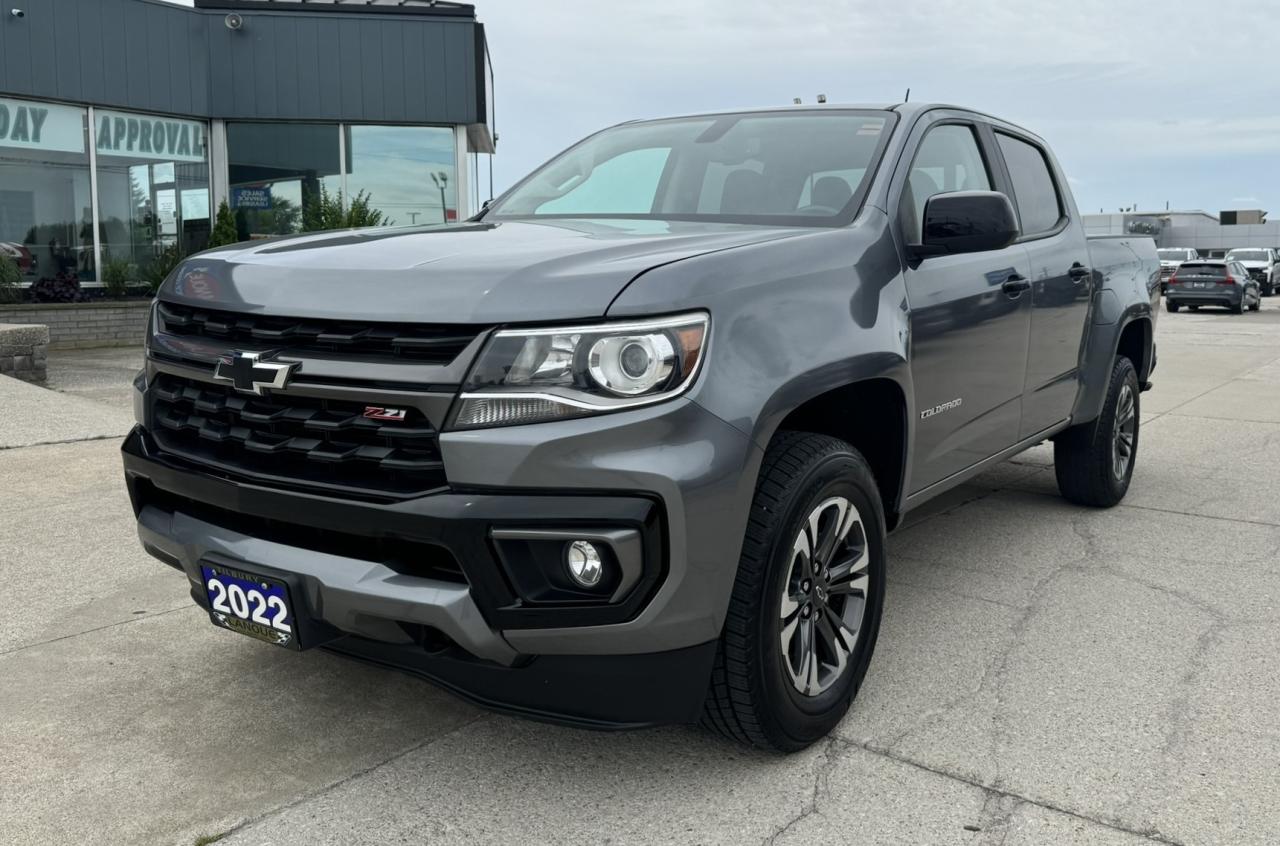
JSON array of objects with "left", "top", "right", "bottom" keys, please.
[
  {"left": 0, "top": 242, "right": 36, "bottom": 274},
  {"left": 1165, "top": 260, "right": 1260, "bottom": 313},
  {"left": 122, "top": 103, "right": 1159, "bottom": 751},
  {"left": 1224, "top": 248, "right": 1278, "bottom": 296},
  {"left": 1156, "top": 247, "right": 1198, "bottom": 294}
]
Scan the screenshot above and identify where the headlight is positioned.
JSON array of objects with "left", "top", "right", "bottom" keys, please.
[{"left": 451, "top": 312, "right": 709, "bottom": 429}]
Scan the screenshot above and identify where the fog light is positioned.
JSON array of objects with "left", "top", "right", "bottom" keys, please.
[{"left": 565, "top": 540, "right": 604, "bottom": 588}]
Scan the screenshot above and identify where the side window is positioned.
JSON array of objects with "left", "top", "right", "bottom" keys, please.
[
  {"left": 995, "top": 133, "right": 1063, "bottom": 236},
  {"left": 537, "top": 147, "right": 670, "bottom": 214},
  {"left": 902, "top": 124, "right": 991, "bottom": 243}
]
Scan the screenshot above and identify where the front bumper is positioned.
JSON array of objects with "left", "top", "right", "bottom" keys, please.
[{"left": 123, "top": 381, "right": 759, "bottom": 727}]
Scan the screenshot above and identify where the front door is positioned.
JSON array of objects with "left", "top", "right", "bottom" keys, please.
[{"left": 897, "top": 121, "right": 1033, "bottom": 494}]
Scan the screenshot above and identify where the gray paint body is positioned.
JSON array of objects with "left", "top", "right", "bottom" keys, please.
[
  {"left": 0, "top": 0, "right": 484, "bottom": 125},
  {"left": 130, "top": 104, "right": 1158, "bottom": 665}
]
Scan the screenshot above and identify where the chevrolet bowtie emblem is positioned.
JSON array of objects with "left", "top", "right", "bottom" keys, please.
[{"left": 213, "top": 350, "right": 300, "bottom": 395}]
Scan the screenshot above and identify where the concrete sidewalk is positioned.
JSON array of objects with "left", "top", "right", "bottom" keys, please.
[
  {"left": 5, "top": 307, "right": 1280, "bottom": 845},
  {"left": 0, "top": 370, "right": 135, "bottom": 449}
]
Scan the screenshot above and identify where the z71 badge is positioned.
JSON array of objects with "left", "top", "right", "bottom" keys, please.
[{"left": 363, "top": 406, "right": 408, "bottom": 421}]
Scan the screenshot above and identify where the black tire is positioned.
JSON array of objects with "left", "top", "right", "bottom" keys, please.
[
  {"left": 1264, "top": 283, "right": 1274, "bottom": 297},
  {"left": 1054, "top": 356, "right": 1139, "bottom": 507},
  {"left": 1251, "top": 296, "right": 1261, "bottom": 312},
  {"left": 1189, "top": 305, "right": 1200, "bottom": 312},
  {"left": 1165, "top": 300, "right": 1180, "bottom": 313},
  {"left": 1234, "top": 296, "right": 1247, "bottom": 314},
  {"left": 701, "top": 432, "right": 886, "bottom": 752}
]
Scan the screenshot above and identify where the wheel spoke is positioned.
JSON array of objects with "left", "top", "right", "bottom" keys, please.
[
  {"left": 809, "top": 497, "right": 849, "bottom": 567},
  {"left": 814, "top": 612, "right": 848, "bottom": 686}
]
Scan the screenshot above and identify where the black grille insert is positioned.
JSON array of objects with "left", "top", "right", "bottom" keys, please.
[
  {"left": 150, "top": 373, "right": 447, "bottom": 498},
  {"left": 157, "top": 301, "right": 478, "bottom": 364}
]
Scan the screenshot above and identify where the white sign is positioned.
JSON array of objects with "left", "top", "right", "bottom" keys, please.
[
  {"left": 0, "top": 97, "right": 85, "bottom": 154},
  {"left": 96, "top": 109, "right": 207, "bottom": 163}
]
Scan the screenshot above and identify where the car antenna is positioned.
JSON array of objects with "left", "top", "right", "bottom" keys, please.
[{"left": 903, "top": 87, "right": 911, "bottom": 102}]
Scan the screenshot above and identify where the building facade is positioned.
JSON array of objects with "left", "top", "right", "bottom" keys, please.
[
  {"left": 0, "top": 0, "right": 494, "bottom": 285},
  {"left": 1084, "top": 210, "right": 1279, "bottom": 258}
]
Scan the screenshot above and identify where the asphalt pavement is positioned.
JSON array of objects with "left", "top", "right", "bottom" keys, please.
[{"left": 3, "top": 302, "right": 1280, "bottom": 845}]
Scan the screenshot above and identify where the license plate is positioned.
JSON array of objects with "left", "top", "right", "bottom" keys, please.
[
  {"left": 201, "top": 563, "right": 297, "bottom": 648},
  {"left": 1193, "top": 281, "right": 1210, "bottom": 289}
]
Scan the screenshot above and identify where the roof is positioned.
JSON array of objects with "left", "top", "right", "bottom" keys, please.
[{"left": 193, "top": 0, "right": 476, "bottom": 17}]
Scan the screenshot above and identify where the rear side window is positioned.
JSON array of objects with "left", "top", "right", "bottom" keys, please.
[
  {"left": 902, "top": 124, "right": 992, "bottom": 243},
  {"left": 995, "top": 133, "right": 1063, "bottom": 236}
]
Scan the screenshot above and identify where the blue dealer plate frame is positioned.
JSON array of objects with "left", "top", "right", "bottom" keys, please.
[{"left": 201, "top": 562, "right": 299, "bottom": 649}]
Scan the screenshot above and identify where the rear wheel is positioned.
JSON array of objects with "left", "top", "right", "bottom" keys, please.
[
  {"left": 702, "top": 432, "right": 886, "bottom": 752},
  {"left": 1165, "top": 300, "right": 1180, "bottom": 313},
  {"left": 1234, "top": 296, "right": 1247, "bottom": 314},
  {"left": 1189, "top": 305, "right": 1200, "bottom": 312},
  {"left": 1054, "top": 356, "right": 1139, "bottom": 507},
  {"left": 1251, "top": 295, "right": 1262, "bottom": 311}
]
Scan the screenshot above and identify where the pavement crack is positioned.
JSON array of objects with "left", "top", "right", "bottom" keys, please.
[
  {"left": 0, "top": 603, "right": 194, "bottom": 657},
  {"left": 0, "top": 433, "right": 126, "bottom": 451},
  {"left": 837, "top": 738, "right": 1191, "bottom": 846},
  {"left": 216, "top": 713, "right": 491, "bottom": 843},
  {"left": 762, "top": 736, "right": 840, "bottom": 845}
]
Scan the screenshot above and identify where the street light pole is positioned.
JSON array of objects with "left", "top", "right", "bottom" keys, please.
[{"left": 430, "top": 171, "right": 449, "bottom": 223}]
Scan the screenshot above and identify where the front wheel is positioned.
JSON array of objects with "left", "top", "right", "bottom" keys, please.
[
  {"left": 702, "top": 432, "right": 886, "bottom": 752},
  {"left": 1053, "top": 356, "right": 1140, "bottom": 507}
]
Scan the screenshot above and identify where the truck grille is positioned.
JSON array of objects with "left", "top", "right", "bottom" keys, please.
[
  {"left": 157, "top": 301, "right": 477, "bottom": 364},
  {"left": 1247, "top": 268, "right": 1266, "bottom": 282},
  {"left": 149, "top": 373, "right": 447, "bottom": 498}
]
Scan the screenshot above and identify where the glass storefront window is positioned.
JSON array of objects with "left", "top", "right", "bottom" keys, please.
[
  {"left": 94, "top": 109, "right": 211, "bottom": 282},
  {"left": 227, "top": 123, "right": 342, "bottom": 238},
  {"left": 344, "top": 125, "right": 456, "bottom": 225},
  {"left": 0, "top": 97, "right": 96, "bottom": 281}
]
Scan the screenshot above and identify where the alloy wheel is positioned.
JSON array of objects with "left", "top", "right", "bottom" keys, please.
[
  {"left": 778, "top": 496, "right": 871, "bottom": 697},
  {"left": 1113, "top": 382, "right": 1136, "bottom": 481}
]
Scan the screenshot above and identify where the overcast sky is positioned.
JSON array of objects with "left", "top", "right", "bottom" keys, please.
[{"left": 169, "top": 0, "right": 1280, "bottom": 215}]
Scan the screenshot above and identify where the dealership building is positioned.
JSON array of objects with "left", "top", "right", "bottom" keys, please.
[
  {"left": 0, "top": 0, "right": 494, "bottom": 285},
  {"left": 1084, "top": 209, "right": 1280, "bottom": 257}
]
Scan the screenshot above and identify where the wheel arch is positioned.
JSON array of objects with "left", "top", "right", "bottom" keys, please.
[{"left": 758, "top": 375, "right": 911, "bottom": 531}]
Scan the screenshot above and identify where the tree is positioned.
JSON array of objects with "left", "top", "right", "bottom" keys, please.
[{"left": 208, "top": 200, "right": 240, "bottom": 248}]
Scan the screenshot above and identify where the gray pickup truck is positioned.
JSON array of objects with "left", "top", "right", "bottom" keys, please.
[{"left": 122, "top": 103, "right": 1159, "bottom": 751}]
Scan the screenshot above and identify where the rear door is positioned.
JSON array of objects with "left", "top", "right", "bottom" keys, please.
[
  {"left": 895, "top": 115, "right": 1033, "bottom": 493},
  {"left": 990, "top": 129, "right": 1094, "bottom": 439}
]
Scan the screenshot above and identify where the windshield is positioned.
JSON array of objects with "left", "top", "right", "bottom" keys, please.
[
  {"left": 1226, "top": 250, "right": 1269, "bottom": 262},
  {"left": 486, "top": 111, "right": 895, "bottom": 227},
  {"left": 1157, "top": 249, "right": 1191, "bottom": 261}
]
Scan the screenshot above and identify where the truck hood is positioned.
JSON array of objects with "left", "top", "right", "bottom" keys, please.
[
  {"left": 1234, "top": 260, "right": 1270, "bottom": 269},
  {"left": 162, "top": 219, "right": 807, "bottom": 324}
]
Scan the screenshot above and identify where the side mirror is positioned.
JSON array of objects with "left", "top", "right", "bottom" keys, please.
[{"left": 912, "top": 191, "right": 1020, "bottom": 259}]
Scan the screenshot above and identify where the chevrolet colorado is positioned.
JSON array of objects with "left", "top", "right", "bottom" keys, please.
[{"left": 122, "top": 103, "right": 1159, "bottom": 751}]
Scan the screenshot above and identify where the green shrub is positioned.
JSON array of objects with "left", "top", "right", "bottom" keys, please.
[
  {"left": 0, "top": 253, "right": 20, "bottom": 304},
  {"left": 101, "top": 256, "right": 134, "bottom": 298},
  {"left": 145, "top": 244, "right": 185, "bottom": 294},
  {"left": 208, "top": 200, "right": 240, "bottom": 248},
  {"left": 302, "top": 186, "right": 389, "bottom": 232}
]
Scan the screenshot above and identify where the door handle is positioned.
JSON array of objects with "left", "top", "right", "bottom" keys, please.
[
  {"left": 1069, "top": 263, "right": 1091, "bottom": 281},
  {"left": 1002, "top": 274, "right": 1031, "bottom": 296}
]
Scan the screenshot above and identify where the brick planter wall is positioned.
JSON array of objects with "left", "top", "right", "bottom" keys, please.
[
  {"left": 0, "top": 301, "right": 151, "bottom": 350},
  {"left": 0, "top": 323, "right": 51, "bottom": 383}
]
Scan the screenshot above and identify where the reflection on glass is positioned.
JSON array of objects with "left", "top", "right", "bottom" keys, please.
[
  {"left": 345, "top": 125, "right": 456, "bottom": 225},
  {"left": 95, "top": 109, "right": 211, "bottom": 284},
  {"left": 0, "top": 99, "right": 95, "bottom": 281},
  {"left": 227, "top": 123, "right": 342, "bottom": 237}
]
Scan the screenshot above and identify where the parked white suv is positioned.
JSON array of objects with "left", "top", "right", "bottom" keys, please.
[
  {"left": 1225, "top": 248, "right": 1279, "bottom": 296},
  {"left": 1157, "top": 248, "right": 1198, "bottom": 294}
]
